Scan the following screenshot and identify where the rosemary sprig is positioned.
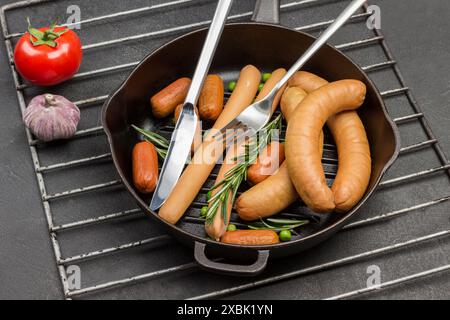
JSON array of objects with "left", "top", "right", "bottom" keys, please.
[
  {"left": 205, "top": 114, "right": 283, "bottom": 226},
  {"left": 132, "top": 125, "right": 169, "bottom": 159},
  {"left": 248, "top": 218, "right": 309, "bottom": 232}
]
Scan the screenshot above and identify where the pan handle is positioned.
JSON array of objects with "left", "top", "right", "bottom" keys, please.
[
  {"left": 251, "top": 0, "right": 280, "bottom": 24},
  {"left": 194, "top": 242, "right": 270, "bottom": 276}
]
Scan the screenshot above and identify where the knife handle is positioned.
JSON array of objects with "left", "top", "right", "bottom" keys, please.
[{"left": 184, "top": 0, "right": 234, "bottom": 106}]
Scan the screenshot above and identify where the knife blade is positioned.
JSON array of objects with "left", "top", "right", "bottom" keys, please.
[{"left": 150, "top": 103, "right": 198, "bottom": 211}]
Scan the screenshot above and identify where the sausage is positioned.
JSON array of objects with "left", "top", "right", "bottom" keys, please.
[
  {"left": 288, "top": 71, "right": 328, "bottom": 93},
  {"left": 174, "top": 103, "right": 183, "bottom": 123},
  {"left": 205, "top": 68, "right": 287, "bottom": 240},
  {"left": 221, "top": 230, "right": 279, "bottom": 245},
  {"left": 285, "top": 80, "right": 367, "bottom": 213},
  {"left": 281, "top": 87, "right": 325, "bottom": 147},
  {"left": 205, "top": 142, "right": 247, "bottom": 237},
  {"left": 289, "top": 71, "right": 372, "bottom": 212},
  {"left": 281, "top": 87, "right": 307, "bottom": 122},
  {"left": 236, "top": 87, "right": 323, "bottom": 221},
  {"left": 158, "top": 65, "right": 261, "bottom": 225},
  {"left": 329, "top": 111, "right": 371, "bottom": 212},
  {"left": 237, "top": 162, "right": 297, "bottom": 221},
  {"left": 247, "top": 141, "right": 285, "bottom": 185},
  {"left": 132, "top": 141, "right": 159, "bottom": 194},
  {"left": 174, "top": 104, "right": 202, "bottom": 153},
  {"left": 151, "top": 77, "right": 191, "bottom": 118},
  {"left": 198, "top": 75, "right": 224, "bottom": 122}
]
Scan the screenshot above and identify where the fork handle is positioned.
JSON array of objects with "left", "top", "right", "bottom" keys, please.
[
  {"left": 184, "top": 0, "right": 234, "bottom": 105},
  {"left": 274, "top": 0, "right": 367, "bottom": 93},
  {"left": 252, "top": 0, "right": 280, "bottom": 24}
]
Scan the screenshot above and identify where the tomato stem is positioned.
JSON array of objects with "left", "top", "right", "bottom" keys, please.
[{"left": 26, "top": 17, "right": 68, "bottom": 48}]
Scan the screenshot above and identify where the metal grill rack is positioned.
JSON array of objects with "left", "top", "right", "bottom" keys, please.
[{"left": 1, "top": 0, "right": 449, "bottom": 300}]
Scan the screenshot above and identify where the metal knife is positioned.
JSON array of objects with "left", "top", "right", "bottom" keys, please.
[{"left": 150, "top": 0, "right": 234, "bottom": 211}]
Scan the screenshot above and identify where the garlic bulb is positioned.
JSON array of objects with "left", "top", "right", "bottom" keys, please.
[{"left": 23, "top": 94, "right": 80, "bottom": 142}]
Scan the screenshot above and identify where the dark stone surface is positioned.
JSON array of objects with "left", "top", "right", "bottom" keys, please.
[{"left": 0, "top": 0, "right": 448, "bottom": 300}]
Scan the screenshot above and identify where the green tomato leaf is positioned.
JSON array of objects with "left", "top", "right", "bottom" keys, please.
[
  {"left": 53, "top": 29, "right": 69, "bottom": 37},
  {"left": 29, "top": 38, "right": 57, "bottom": 47},
  {"left": 28, "top": 27, "right": 44, "bottom": 40}
]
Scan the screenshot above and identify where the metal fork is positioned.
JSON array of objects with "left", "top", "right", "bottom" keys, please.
[{"left": 213, "top": 0, "right": 367, "bottom": 142}]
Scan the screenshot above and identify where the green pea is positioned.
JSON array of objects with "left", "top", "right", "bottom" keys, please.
[
  {"left": 228, "top": 81, "right": 237, "bottom": 92},
  {"left": 206, "top": 190, "right": 212, "bottom": 201},
  {"left": 227, "top": 224, "right": 237, "bottom": 232},
  {"left": 200, "top": 206, "right": 208, "bottom": 218},
  {"left": 258, "top": 83, "right": 264, "bottom": 92},
  {"left": 262, "top": 73, "right": 272, "bottom": 83},
  {"left": 279, "top": 230, "right": 292, "bottom": 242}
]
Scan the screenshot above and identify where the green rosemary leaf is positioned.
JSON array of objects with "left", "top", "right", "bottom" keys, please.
[
  {"left": 221, "top": 192, "right": 229, "bottom": 224},
  {"left": 208, "top": 183, "right": 230, "bottom": 203},
  {"left": 247, "top": 225, "right": 263, "bottom": 230},
  {"left": 204, "top": 114, "right": 284, "bottom": 230},
  {"left": 260, "top": 218, "right": 275, "bottom": 229},
  {"left": 208, "top": 179, "right": 228, "bottom": 193},
  {"left": 156, "top": 148, "right": 167, "bottom": 160},
  {"left": 266, "top": 218, "right": 309, "bottom": 226},
  {"left": 230, "top": 177, "right": 243, "bottom": 214},
  {"left": 247, "top": 218, "right": 310, "bottom": 232},
  {"left": 132, "top": 125, "right": 169, "bottom": 149},
  {"left": 205, "top": 200, "right": 220, "bottom": 226}
]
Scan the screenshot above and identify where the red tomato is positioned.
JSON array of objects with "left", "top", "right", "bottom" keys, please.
[{"left": 14, "top": 26, "right": 82, "bottom": 86}]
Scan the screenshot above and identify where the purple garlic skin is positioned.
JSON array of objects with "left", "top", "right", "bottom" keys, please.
[{"left": 23, "top": 94, "right": 81, "bottom": 142}]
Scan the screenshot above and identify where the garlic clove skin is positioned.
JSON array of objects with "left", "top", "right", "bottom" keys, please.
[{"left": 23, "top": 94, "right": 81, "bottom": 142}]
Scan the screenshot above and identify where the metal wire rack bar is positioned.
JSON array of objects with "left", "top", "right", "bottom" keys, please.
[
  {"left": 37, "top": 153, "right": 112, "bottom": 173},
  {"left": 1, "top": 0, "right": 449, "bottom": 300},
  {"left": 394, "top": 113, "right": 424, "bottom": 124},
  {"left": 325, "top": 263, "right": 450, "bottom": 300},
  {"left": 58, "top": 235, "right": 173, "bottom": 265},
  {"left": 67, "top": 261, "right": 199, "bottom": 298},
  {"left": 343, "top": 196, "right": 450, "bottom": 230},
  {"left": 50, "top": 208, "right": 142, "bottom": 232}
]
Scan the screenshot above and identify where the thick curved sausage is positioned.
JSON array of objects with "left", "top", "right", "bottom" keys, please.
[
  {"left": 237, "top": 162, "right": 297, "bottom": 221},
  {"left": 328, "top": 111, "right": 371, "bottom": 212},
  {"left": 281, "top": 87, "right": 307, "bottom": 122},
  {"left": 159, "top": 65, "right": 261, "bottom": 225},
  {"left": 288, "top": 71, "right": 328, "bottom": 92},
  {"left": 285, "top": 80, "right": 367, "bottom": 213},
  {"left": 236, "top": 87, "right": 323, "bottom": 221},
  {"left": 290, "top": 71, "right": 372, "bottom": 212}
]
